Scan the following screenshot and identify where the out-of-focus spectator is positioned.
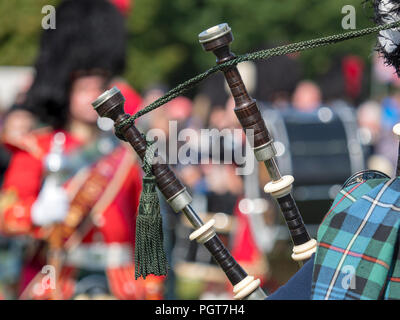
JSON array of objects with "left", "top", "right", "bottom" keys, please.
[
  {"left": 254, "top": 49, "right": 303, "bottom": 110},
  {"left": 139, "top": 84, "right": 168, "bottom": 132},
  {"left": 208, "top": 105, "right": 228, "bottom": 131},
  {"left": 357, "top": 100, "right": 382, "bottom": 146},
  {"left": 224, "top": 97, "right": 241, "bottom": 130},
  {"left": 0, "top": 0, "right": 159, "bottom": 301},
  {"left": 317, "top": 55, "right": 367, "bottom": 106},
  {"left": 342, "top": 56, "right": 364, "bottom": 103},
  {"left": 191, "top": 93, "right": 210, "bottom": 130},
  {"left": 179, "top": 165, "right": 206, "bottom": 194},
  {"left": 203, "top": 163, "right": 243, "bottom": 196},
  {"left": 141, "top": 84, "right": 168, "bottom": 109},
  {"left": 0, "top": 69, "right": 35, "bottom": 183},
  {"left": 1, "top": 110, "right": 35, "bottom": 148},
  {"left": 166, "top": 96, "right": 193, "bottom": 127},
  {"left": 357, "top": 100, "right": 394, "bottom": 176},
  {"left": 371, "top": 86, "right": 400, "bottom": 175},
  {"left": 202, "top": 163, "right": 243, "bottom": 214},
  {"left": 291, "top": 80, "right": 322, "bottom": 112},
  {"left": 381, "top": 86, "right": 400, "bottom": 130}
]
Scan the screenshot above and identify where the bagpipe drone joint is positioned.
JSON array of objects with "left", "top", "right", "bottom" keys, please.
[
  {"left": 166, "top": 188, "right": 193, "bottom": 213},
  {"left": 233, "top": 276, "right": 262, "bottom": 300},
  {"left": 291, "top": 239, "right": 317, "bottom": 262},
  {"left": 189, "top": 219, "right": 216, "bottom": 244},
  {"left": 253, "top": 140, "right": 277, "bottom": 162},
  {"left": 264, "top": 175, "right": 295, "bottom": 198}
]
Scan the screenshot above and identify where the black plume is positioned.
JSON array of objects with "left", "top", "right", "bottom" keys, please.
[{"left": 24, "top": 0, "right": 126, "bottom": 129}]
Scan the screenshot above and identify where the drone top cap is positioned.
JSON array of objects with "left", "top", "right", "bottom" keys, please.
[
  {"left": 92, "top": 86, "right": 121, "bottom": 110},
  {"left": 198, "top": 23, "right": 231, "bottom": 44}
]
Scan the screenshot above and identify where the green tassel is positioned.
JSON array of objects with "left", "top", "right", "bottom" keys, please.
[{"left": 134, "top": 142, "right": 169, "bottom": 279}]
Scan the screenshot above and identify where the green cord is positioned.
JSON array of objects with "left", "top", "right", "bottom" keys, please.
[{"left": 116, "top": 20, "right": 400, "bottom": 137}]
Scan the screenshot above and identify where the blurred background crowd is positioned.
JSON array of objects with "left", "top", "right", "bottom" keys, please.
[{"left": 0, "top": 0, "right": 399, "bottom": 300}]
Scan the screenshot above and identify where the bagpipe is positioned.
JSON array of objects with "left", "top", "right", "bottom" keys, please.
[
  {"left": 91, "top": 0, "right": 400, "bottom": 300},
  {"left": 92, "top": 87, "right": 266, "bottom": 300}
]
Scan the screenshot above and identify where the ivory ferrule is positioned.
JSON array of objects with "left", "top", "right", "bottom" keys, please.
[
  {"left": 264, "top": 175, "right": 294, "bottom": 198},
  {"left": 291, "top": 239, "right": 317, "bottom": 261},
  {"left": 393, "top": 123, "right": 400, "bottom": 139},
  {"left": 189, "top": 219, "right": 216, "bottom": 244},
  {"left": 233, "top": 276, "right": 262, "bottom": 300}
]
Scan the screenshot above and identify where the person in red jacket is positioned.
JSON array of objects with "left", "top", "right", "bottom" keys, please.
[{"left": 0, "top": 0, "right": 164, "bottom": 300}]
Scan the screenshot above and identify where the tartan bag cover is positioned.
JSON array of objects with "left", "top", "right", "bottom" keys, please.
[{"left": 311, "top": 177, "right": 400, "bottom": 300}]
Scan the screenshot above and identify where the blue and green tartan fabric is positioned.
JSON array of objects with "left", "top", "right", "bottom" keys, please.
[{"left": 311, "top": 177, "right": 400, "bottom": 300}]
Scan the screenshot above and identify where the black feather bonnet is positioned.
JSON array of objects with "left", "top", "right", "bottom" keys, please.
[{"left": 24, "top": 0, "right": 126, "bottom": 128}]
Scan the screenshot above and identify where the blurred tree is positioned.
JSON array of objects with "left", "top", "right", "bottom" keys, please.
[
  {"left": 0, "top": 0, "right": 376, "bottom": 94},
  {"left": 128, "top": 0, "right": 375, "bottom": 93},
  {"left": 0, "top": 0, "right": 59, "bottom": 66}
]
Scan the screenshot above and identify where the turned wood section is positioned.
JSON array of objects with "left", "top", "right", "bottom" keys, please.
[
  {"left": 203, "top": 236, "right": 247, "bottom": 285},
  {"left": 93, "top": 90, "right": 185, "bottom": 200},
  {"left": 201, "top": 33, "right": 271, "bottom": 149},
  {"left": 277, "top": 194, "right": 311, "bottom": 246}
]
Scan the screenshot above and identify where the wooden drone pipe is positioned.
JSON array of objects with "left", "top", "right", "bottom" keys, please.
[
  {"left": 199, "top": 23, "right": 316, "bottom": 262},
  {"left": 92, "top": 87, "right": 267, "bottom": 300}
]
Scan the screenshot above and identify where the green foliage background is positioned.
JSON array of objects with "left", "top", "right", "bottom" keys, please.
[{"left": 0, "top": 0, "right": 375, "bottom": 93}]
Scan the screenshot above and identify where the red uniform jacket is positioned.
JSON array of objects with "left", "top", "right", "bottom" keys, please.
[{"left": 0, "top": 129, "right": 166, "bottom": 300}]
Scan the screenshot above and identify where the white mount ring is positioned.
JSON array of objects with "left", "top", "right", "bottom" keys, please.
[
  {"left": 233, "top": 276, "right": 261, "bottom": 300},
  {"left": 264, "top": 175, "right": 294, "bottom": 198},
  {"left": 189, "top": 219, "right": 216, "bottom": 244},
  {"left": 393, "top": 123, "right": 400, "bottom": 139},
  {"left": 291, "top": 238, "right": 317, "bottom": 261}
]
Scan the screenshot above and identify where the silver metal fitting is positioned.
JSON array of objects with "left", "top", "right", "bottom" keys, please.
[
  {"left": 167, "top": 188, "right": 192, "bottom": 212},
  {"left": 253, "top": 140, "right": 276, "bottom": 162},
  {"left": 244, "top": 287, "right": 268, "bottom": 300},
  {"left": 92, "top": 86, "right": 121, "bottom": 109},
  {"left": 198, "top": 23, "right": 231, "bottom": 43}
]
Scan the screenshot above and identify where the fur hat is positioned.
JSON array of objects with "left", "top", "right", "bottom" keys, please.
[{"left": 24, "top": 0, "right": 126, "bottom": 128}]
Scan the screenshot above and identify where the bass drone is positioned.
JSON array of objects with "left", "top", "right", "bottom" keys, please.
[{"left": 198, "top": 23, "right": 317, "bottom": 262}]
